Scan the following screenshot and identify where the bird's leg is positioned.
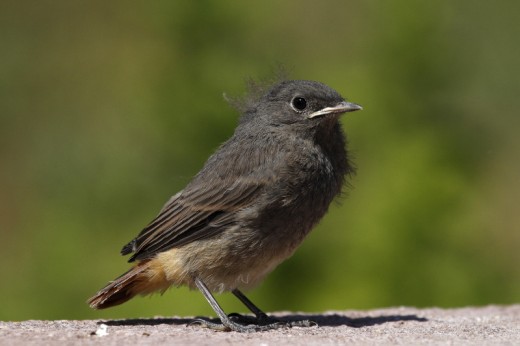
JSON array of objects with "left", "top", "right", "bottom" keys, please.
[
  {"left": 189, "top": 277, "right": 286, "bottom": 332},
  {"left": 230, "top": 289, "right": 272, "bottom": 324},
  {"left": 231, "top": 289, "right": 316, "bottom": 328}
]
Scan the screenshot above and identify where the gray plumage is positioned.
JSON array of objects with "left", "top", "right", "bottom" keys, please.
[{"left": 89, "top": 79, "right": 362, "bottom": 332}]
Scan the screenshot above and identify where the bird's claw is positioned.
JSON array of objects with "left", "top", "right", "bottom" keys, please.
[{"left": 188, "top": 314, "right": 317, "bottom": 332}]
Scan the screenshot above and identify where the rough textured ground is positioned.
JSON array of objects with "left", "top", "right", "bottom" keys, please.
[{"left": 1, "top": 305, "right": 519, "bottom": 345}]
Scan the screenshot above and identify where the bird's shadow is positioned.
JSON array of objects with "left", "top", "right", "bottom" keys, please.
[{"left": 102, "top": 313, "right": 427, "bottom": 328}]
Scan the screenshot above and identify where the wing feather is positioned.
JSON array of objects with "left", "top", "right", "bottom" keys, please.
[
  {"left": 121, "top": 135, "right": 287, "bottom": 262},
  {"left": 122, "top": 176, "right": 267, "bottom": 262}
]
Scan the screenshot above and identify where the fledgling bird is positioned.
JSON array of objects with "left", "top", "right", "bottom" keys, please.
[{"left": 88, "top": 80, "right": 362, "bottom": 332}]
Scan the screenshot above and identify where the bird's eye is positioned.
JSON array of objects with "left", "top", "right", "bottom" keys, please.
[{"left": 291, "top": 97, "right": 307, "bottom": 111}]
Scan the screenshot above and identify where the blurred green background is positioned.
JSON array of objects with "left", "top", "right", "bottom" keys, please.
[{"left": 1, "top": 1, "right": 519, "bottom": 321}]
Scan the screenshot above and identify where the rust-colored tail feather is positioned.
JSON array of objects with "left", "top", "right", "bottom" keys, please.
[{"left": 88, "top": 261, "right": 152, "bottom": 309}]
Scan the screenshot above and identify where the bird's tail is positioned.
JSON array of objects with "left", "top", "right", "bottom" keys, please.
[{"left": 87, "top": 260, "right": 168, "bottom": 309}]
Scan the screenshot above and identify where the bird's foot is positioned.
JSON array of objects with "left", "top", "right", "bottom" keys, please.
[
  {"left": 189, "top": 313, "right": 317, "bottom": 332},
  {"left": 188, "top": 316, "right": 286, "bottom": 332},
  {"left": 229, "top": 312, "right": 316, "bottom": 328}
]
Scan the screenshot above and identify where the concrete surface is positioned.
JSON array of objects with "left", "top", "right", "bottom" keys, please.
[{"left": 1, "top": 305, "right": 519, "bottom": 345}]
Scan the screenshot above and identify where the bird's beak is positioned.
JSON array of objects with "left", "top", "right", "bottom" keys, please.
[{"left": 308, "top": 101, "right": 363, "bottom": 119}]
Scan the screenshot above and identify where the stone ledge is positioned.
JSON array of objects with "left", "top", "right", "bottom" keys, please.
[{"left": 1, "top": 305, "right": 519, "bottom": 345}]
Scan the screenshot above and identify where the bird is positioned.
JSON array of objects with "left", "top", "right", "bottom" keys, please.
[{"left": 87, "top": 79, "right": 362, "bottom": 332}]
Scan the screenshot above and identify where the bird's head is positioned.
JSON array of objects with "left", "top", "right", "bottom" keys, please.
[{"left": 240, "top": 80, "right": 362, "bottom": 131}]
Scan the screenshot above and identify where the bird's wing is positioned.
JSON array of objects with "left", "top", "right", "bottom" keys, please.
[{"left": 120, "top": 173, "right": 269, "bottom": 262}]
